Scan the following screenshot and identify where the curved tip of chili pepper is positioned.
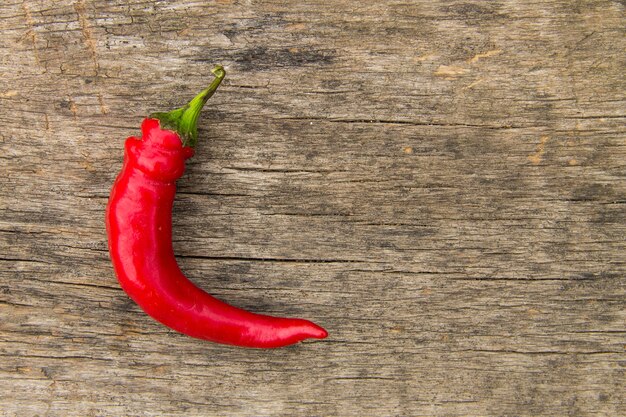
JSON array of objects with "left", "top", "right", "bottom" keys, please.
[
  {"left": 299, "top": 321, "right": 328, "bottom": 340},
  {"left": 263, "top": 320, "right": 327, "bottom": 347},
  {"left": 313, "top": 324, "right": 329, "bottom": 339}
]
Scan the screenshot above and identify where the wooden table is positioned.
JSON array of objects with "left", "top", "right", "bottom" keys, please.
[{"left": 1, "top": 1, "right": 624, "bottom": 416}]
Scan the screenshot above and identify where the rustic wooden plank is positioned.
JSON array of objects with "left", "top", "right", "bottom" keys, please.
[{"left": 1, "top": 0, "right": 624, "bottom": 416}]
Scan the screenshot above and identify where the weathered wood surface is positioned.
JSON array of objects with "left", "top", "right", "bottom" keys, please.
[{"left": 1, "top": 0, "right": 625, "bottom": 416}]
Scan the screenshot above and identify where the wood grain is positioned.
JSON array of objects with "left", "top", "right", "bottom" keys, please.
[{"left": 1, "top": 0, "right": 624, "bottom": 416}]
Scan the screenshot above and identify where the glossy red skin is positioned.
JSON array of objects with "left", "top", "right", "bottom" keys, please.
[{"left": 106, "top": 119, "right": 327, "bottom": 348}]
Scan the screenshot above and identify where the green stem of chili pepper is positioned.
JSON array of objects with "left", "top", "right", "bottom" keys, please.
[{"left": 150, "top": 65, "right": 226, "bottom": 148}]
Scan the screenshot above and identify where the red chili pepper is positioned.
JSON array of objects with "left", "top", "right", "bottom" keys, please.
[{"left": 105, "top": 66, "right": 327, "bottom": 348}]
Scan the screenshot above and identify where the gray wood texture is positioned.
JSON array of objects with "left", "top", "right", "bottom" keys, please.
[{"left": 1, "top": 1, "right": 625, "bottom": 416}]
